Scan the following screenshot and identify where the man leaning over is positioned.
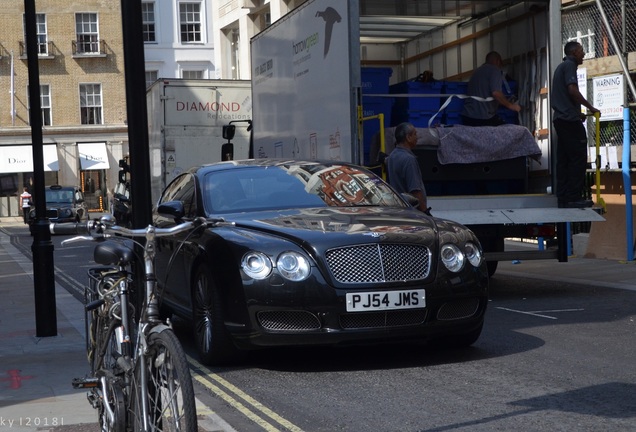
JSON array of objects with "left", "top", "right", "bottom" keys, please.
[{"left": 461, "top": 51, "right": 522, "bottom": 126}]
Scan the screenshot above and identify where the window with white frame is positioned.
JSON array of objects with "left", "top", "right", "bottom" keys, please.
[
  {"left": 36, "top": 14, "right": 48, "bottom": 55},
  {"left": 75, "top": 13, "right": 100, "bottom": 54},
  {"left": 26, "top": 84, "right": 52, "bottom": 126},
  {"left": 231, "top": 28, "right": 240, "bottom": 80},
  {"left": 21, "top": 13, "right": 49, "bottom": 56},
  {"left": 561, "top": 10, "right": 597, "bottom": 60},
  {"left": 146, "top": 70, "right": 158, "bottom": 88},
  {"left": 79, "top": 84, "right": 103, "bottom": 125},
  {"left": 182, "top": 70, "right": 203, "bottom": 79},
  {"left": 179, "top": 2, "right": 202, "bottom": 43},
  {"left": 142, "top": 2, "right": 156, "bottom": 43},
  {"left": 40, "top": 85, "right": 51, "bottom": 126},
  {"left": 566, "top": 32, "right": 596, "bottom": 60}
]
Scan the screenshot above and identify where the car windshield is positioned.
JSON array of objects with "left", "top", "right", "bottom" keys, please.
[
  {"left": 45, "top": 189, "right": 73, "bottom": 204},
  {"left": 203, "top": 163, "right": 406, "bottom": 213}
]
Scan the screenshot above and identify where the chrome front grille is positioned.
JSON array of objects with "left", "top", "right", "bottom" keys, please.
[
  {"left": 46, "top": 209, "right": 58, "bottom": 219},
  {"left": 325, "top": 244, "right": 430, "bottom": 283}
]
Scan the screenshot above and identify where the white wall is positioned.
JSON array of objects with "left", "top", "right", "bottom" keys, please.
[
  {"left": 144, "top": 0, "right": 216, "bottom": 79},
  {"left": 211, "top": 0, "right": 303, "bottom": 80}
]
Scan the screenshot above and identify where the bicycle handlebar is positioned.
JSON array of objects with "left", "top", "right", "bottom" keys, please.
[
  {"left": 56, "top": 215, "right": 232, "bottom": 245},
  {"left": 51, "top": 221, "right": 92, "bottom": 236}
]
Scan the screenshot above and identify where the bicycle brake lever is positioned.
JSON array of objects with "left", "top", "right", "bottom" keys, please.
[
  {"left": 61, "top": 235, "right": 95, "bottom": 246},
  {"left": 205, "top": 217, "right": 235, "bottom": 227}
]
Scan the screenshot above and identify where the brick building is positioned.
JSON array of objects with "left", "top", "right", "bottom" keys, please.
[{"left": 0, "top": 0, "right": 128, "bottom": 216}]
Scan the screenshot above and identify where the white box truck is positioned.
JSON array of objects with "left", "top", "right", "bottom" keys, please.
[
  {"left": 146, "top": 79, "right": 252, "bottom": 203},
  {"left": 249, "top": 0, "right": 605, "bottom": 275}
]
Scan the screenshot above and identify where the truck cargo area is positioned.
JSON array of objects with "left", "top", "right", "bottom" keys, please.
[{"left": 249, "top": 0, "right": 611, "bottom": 273}]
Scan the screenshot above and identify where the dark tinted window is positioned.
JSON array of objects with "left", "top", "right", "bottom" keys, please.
[{"left": 202, "top": 163, "right": 405, "bottom": 213}]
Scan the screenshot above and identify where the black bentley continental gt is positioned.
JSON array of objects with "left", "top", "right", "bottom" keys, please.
[{"left": 152, "top": 159, "right": 489, "bottom": 365}]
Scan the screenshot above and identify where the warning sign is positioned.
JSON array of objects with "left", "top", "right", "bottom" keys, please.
[
  {"left": 166, "top": 153, "right": 176, "bottom": 169},
  {"left": 593, "top": 74, "right": 624, "bottom": 121}
]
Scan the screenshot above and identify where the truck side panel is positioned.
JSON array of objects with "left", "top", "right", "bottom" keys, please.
[
  {"left": 147, "top": 79, "right": 252, "bottom": 203},
  {"left": 250, "top": 0, "right": 357, "bottom": 162}
]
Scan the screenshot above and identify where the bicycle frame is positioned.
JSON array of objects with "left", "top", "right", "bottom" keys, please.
[{"left": 64, "top": 214, "right": 223, "bottom": 432}]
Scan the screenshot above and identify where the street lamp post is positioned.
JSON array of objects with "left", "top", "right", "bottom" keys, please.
[
  {"left": 120, "top": 0, "right": 152, "bottom": 311},
  {"left": 24, "top": 0, "right": 57, "bottom": 337},
  {"left": 120, "top": 0, "right": 152, "bottom": 229}
]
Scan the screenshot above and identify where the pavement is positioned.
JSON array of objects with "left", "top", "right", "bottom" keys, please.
[
  {"left": 1, "top": 216, "right": 636, "bottom": 431},
  {"left": 0, "top": 217, "right": 236, "bottom": 432}
]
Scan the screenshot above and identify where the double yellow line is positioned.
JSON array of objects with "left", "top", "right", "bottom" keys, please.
[{"left": 189, "top": 357, "right": 304, "bottom": 432}]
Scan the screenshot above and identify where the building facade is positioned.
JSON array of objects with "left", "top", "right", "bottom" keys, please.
[
  {"left": 0, "top": 0, "right": 128, "bottom": 217},
  {"left": 142, "top": 0, "right": 216, "bottom": 86},
  {"left": 210, "top": 0, "right": 306, "bottom": 80}
]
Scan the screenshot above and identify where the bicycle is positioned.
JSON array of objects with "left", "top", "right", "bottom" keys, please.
[{"left": 55, "top": 214, "right": 226, "bottom": 431}]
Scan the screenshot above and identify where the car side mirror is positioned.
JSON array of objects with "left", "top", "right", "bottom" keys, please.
[
  {"left": 157, "top": 200, "right": 185, "bottom": 220},
  {"left": 221, "top": 143, "right": 234, "bottom": 161},
  {"left": 222, "top": 125, "right": 236, "bottom": 161},
  {"left": 222, "top": 125, "right": 236, "bottom": 140}
]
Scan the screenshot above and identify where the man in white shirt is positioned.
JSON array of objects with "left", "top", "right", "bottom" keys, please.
[{"left": 20, "top": 187, "right": 32, "bottom": 224}]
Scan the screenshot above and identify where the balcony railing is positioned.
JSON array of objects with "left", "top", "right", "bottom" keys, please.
[
  {"left": 72, "top": 39, "right": 106, "bottom": 57},
  {"left": 18, "top": 40, "right": 55, "bottom": 59}
]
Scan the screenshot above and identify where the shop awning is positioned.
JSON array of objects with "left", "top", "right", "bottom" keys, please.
[
  {"left": 0, "top": 144, "right": 59, "bottom": 173},
  {"left": 78, "top": 142, "right": 110, "bottom": 170}
]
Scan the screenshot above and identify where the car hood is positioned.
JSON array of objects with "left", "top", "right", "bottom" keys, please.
[{"left": 223, "top": 207, "right": 445, "bottom": 250}]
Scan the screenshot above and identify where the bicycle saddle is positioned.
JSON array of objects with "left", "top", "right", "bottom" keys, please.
[{"left": 94, "top": 240, "right": 134, "bottom": 266}]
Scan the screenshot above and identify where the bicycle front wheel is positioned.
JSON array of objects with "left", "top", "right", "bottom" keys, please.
[{"left": 130, "top": 330, "right": 198, "bottom": 432}]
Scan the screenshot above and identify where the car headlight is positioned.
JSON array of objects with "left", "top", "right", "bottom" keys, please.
[
  {"left": 241, "top": 251, "right": 272, "bottom": 280},
  {"left": 276, "top": 251, "right": 311, "bottom": 281},
  {"left": 440, "top": 243, "right": 465, "bottom": 272},
  {"left": 60, "top": 209, "right": 72, "bottom": 218},
  {"left": 464, "top": 241, "right": 483, "bottom": 267}
]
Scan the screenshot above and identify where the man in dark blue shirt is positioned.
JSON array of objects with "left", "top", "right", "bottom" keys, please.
[
  {"left": 551, "top": 41, "right": 600, "bottom": 208},
  {"left": 386, "top": 122, "right": 430, "bottom": 215}
]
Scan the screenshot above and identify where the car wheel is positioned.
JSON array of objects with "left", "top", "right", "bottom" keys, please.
[
  {"left": 481, "top": 235, "right": 504, "bottom": 278},
  {"left": 431, "top": 321, "right": 484, "bottom": 349},
  {"left": 191, "top": 265, "right": 239, "bottom": 365},
  {"left": 486, "top": 261, "right": 498, "bottom": 277}
]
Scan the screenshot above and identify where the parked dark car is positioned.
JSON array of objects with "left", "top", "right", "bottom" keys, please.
[
  {"left": 153, "top": 160, "right": 489, "bottom": 365},
  {"left": 112, "top": 181, "right": 132, "bottom": 227},
  {"left": 29, "top": 185, "right": 86, "bottom": 232}
]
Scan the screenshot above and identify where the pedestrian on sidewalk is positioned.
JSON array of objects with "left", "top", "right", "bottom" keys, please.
[
  {"left": 20, "top": 187, "right": 32, "bottom": 224},
  {"left": 551, "top": 41, "right": 600, "bottom": 208}
]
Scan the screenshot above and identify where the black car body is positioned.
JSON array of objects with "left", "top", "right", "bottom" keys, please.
[
  {"left": 153, "top": 160, "right": 489, "bottom": 364},
  {"left": 29, "top": 185, "right": 86, "bottom": 226}
]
